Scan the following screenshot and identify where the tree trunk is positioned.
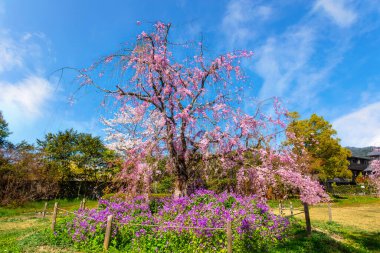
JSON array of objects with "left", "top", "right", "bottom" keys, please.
[
  {"left": 166, "top": 121, "right": 189, "bottom": 198},
  {"left": 174, "top": 175, "right": 188, "bottom": 198},
  {"left": 173, "top": 158, "right": 188, "bottom": 198}
]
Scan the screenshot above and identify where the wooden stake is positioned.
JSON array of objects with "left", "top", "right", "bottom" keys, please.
[
  {"left": 303, "top": 202, "right": 311, "bottom": 236},
  {"left": 104, "top": 215, "right": 113, "bottom": 250},
  {"left": 226, "top": 220, "right": 233, "bottom": 253},
  {"left": 290, "top": 202, "right": 293, "bottom": 217},
  {"left": 51, "top": 202, "right": 58, "bottom": 231},
  {"left": 42, "top": 202, "right": 48, "bottom": 218},
  {"left": 82, "top": 198, "right": 86, "bottom": 210},
  {"left": 328, "top": 202, "right": 332, "bottom": 222}
]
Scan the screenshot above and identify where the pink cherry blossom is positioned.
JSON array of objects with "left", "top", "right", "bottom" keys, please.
[{"left": 78, "top": 21, "right": 328, "bottom": 204}]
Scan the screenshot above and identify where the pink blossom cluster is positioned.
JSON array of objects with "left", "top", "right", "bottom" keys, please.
[
  {"left": 236, "top": 149, "right": 329, "bottom": 205},
  {"left": 369, "top": 159, "right": 380, "bottom": 196}
]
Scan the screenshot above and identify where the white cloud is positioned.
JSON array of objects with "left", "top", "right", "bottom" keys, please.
[
  {"left": 222, "top": 0, "right": 272, "bottom": 47},
  {"left": 314, "top": 0, "right": 357, "bottom": 28},
  {"left": 256, "top": 27, "right": 315, "bottom": 100},
  {"left": 0, "top": 30, "right": 49, "bottom": 75},
  {"left": 333, "top": 102, "right": 380, "bottom": 147},
  {"left": 0, "top": 76, "right": 53, "bottom": 124},
  {"left": 0, "top": 34, "right": 24, "bottom": 73},
  {"left": 249, "top": 1, "right": 353, "bottom": 110},
  {"left": 0, "top": 8, "right": 55, "bottom": 142}
]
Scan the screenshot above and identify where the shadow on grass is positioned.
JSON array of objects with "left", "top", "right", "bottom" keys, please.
[
  {"left": 273, "top": 229, "right": 358, "bottom": 253},
  {"left": 322, "top": 222, "right": 380, "bottom": 252},
  {"left": 349, "top": 230, "right": 380, "bottom": 252},
  {"left": 272, "top": 221, "right": 380, "bottom": 253},
  {"left": 332, "top": 195, "right": 349, "bottom": 200}
]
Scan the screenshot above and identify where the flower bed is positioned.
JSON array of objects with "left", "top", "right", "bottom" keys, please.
[{"left": 54, "top": 190, "right": 289, "bottom": 252}]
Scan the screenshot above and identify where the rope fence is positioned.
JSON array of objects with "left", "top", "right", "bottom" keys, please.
[
  {"left": 48, "top": 199, "right": 233, "bottom": 252},
  {"left": 37, "top": 199, "right": 336, "bottom": 251}
]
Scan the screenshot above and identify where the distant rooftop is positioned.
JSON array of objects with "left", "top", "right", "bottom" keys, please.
[
  {"left": 349, "top": 155, "right": 371, "bottom": 160},
  {"left": 367, "top": 148, "right": 380, "bottom": 157}
]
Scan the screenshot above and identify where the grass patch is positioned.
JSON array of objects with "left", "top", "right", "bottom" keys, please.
[
  {"left": 268, "top": 195, "right": 380, "bottom": 209},
  {"left": 269, "top": 196, "right": 380, "bottom": 232},
  {"left": 312, "top": 221, "right": 380, "bottom": 252},
  {"left": 273, "top": 222, "right": 357, "bottom": 253},
  {"left": 329, "top": 195, "right": 380, "bottom": 207},
  {"left": 0, "top": 199, "right": 98, "bottom": 217},
  {"left": 272, "top": 219, "right": 380, "bottom": 253},
  {"left": 0, "top": 213, "right": 81, "bottom": 252}
]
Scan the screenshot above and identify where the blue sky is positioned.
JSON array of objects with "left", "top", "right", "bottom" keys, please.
[{"left": 0, "top": 0, "right": 380, "bottom": 147}]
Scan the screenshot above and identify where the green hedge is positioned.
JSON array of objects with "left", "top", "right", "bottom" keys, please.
[{"left": 331, "top": 185, "right": 376, "bottom": 196}]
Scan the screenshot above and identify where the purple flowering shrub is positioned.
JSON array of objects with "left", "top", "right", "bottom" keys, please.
[{"left": 56, "top": 190, "right": 289, "bottom": 252}]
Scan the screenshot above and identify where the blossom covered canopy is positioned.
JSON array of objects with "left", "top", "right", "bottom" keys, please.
[{"left": 78, "top": 21, "right": 328, "bottom": 204}]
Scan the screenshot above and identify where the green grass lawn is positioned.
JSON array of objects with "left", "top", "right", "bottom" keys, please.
[
  {"left": 0, "top": 199, "right": 98, "bottom": 217},
  {"left": 0, "top": 196, "right": 379, "bottom": 252},
  {"left": 268, "top": 195, "right": 380, "bottom": 209},
  {"left": 0, "top": 199, "right": 97, "bottom": 252}
]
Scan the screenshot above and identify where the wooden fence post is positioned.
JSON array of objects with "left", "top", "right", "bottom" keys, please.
[
  {"left": 328, "top": 202, "right": 332, "bottom": 222},
  {"left": 104, "top": 215, "right": 113, "bottom": 250},
  {"left": 42, "top": 202, "right": 48, "bottom": 218},
  {"left": 51, "top": 202, "right": 58, "bottom": 231},
  {"left": 290, "top": 202, "right": 293, "bottom": 217},
  {"left": 226, "top": 220, "right": 233, "bottom": 253},
  {"left": 303, "top": 202, "right": 311, "bottom": 236},
  {"left": 82, "top": 198, "right": 86, "bottom": 210}
]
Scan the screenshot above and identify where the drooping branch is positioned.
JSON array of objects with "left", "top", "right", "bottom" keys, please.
[{"left": 69, "top": 21, "right": 329, "bottom": 202}]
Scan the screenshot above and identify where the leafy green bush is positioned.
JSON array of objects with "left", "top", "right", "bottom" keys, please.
[{"left": 331, "top": 184, "right": 376, "bottom": 196}]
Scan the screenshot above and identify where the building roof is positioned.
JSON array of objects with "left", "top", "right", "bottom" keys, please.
[
  {"left": 367, "top": 148, "right": 380, "bottom": 157},
  {"left": 348, "top": 155, "right": 371, "bottom": 160}
]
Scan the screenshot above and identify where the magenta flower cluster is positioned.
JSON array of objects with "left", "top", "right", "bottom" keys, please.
[{"left": 65, "top": 190, "right": 289, "bottom": 245}]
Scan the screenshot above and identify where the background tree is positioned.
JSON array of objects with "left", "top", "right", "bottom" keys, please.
[
  {"left": 0, "top": 141, "right": 59, "bottom": 206},
  {"left": 0, "top": 112, "right": 11, "bottom": 168},
  {"left": 285, "top": 112, "right": 352, "bottom": 182},
  {"left": 37, "top": 129, "right": 119, "bottom": 183},
  {"left": 72, "top": 22, "right": 328, "bottom": 204},
  {"left": 0, "top": 111, "right": 11, "bottom": 148}
]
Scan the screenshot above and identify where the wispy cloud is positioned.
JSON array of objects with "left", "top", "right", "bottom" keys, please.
[
  {"left": 313, "top": 0, "right": 357, "bottom": 28},
  {"left": 0, "top": 30, "right": 51, "bottom": 76},
  {"left": 0, "top": 76, "right": 53, "bottom": 123},
  {"left": 222, "top": 0, "right": 272, "bottom": 48},
  {"left": 0, "top": 9, "right": 56, "bottom": 142},
  {"left": 233, "top": 0, "right": 361, "bottom": 114},
  {"left": 333, "top": 102, "right": 380, "bottom": 147},
  {"left": 255, "top": 27, "right": 315, "bottom": 100},
  {"left": 0, "top": 31, "right": 25, "bottom": 73}
]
